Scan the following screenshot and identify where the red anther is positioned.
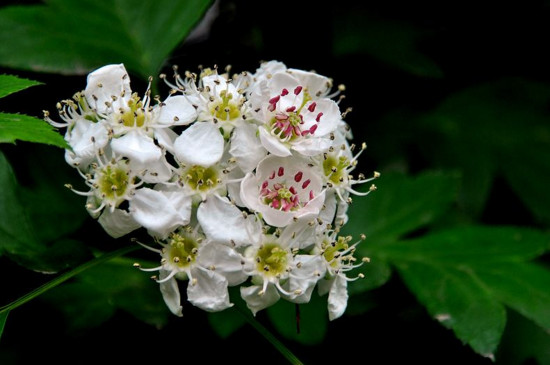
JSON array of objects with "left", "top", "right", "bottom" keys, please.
[
  {"left": 275, "top": 113, "right": 288, "bottom": 120},
  {"left": 316, "top": 112, "right": 323, "bottom": 122},
  {"left": 269, "top": 95, "right": 280, "bottom": 105},
  {"left": 302, "top": 179, "right": 311, "bottom": 189},
  {"left": 286, "top": 106, "right": 296, "bottom": 113},
  {"left": 309, "top": 124, "right": 318, "bottom": 134},
  {"left": 293, "top": 126, "right": 301, "bottom": 136},
  {"left": 262, "top": 180, "right": 269, "bottom": 189},
  {"left": 273, "top": 183, "right": 283, "bottom": 190},
  {"left": 309, "top": 191, "right": 314, "bottom": 200},
  {"left": 294, "top": 171, "right": 303, "bottom": 182},
  {"left": 271, "top": 199, "right": 280, "bottom": 209},
  {"left": 308, "top": 102, "right": 317, "bottom": 113},
  {"left": 269, "top": 170, "right": 276, "bottom": 179},
  {"left": 289, "top": 186, "right": 297, "bottom": 194},
  {"left": 282, "top": 200, "right": 291, "bottom": 212},
  {"left": 281, "top": 88, "right": 289, "bottom": 96},
  {"left": 278, "top": 166, "right": 285, "bottom": 176},
  {"left": 294, "top": 86, "right": 303, "bottom": 95}
]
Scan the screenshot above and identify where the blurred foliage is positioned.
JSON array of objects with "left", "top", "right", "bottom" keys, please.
[{"left": 0, "top": 0, "right": 549, "bottom": 364}]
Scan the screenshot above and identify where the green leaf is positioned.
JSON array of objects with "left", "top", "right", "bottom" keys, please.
[
  {"left": 343, "top": 171, "right": 460, "bottom": 246},
  {"left": 497, "top": 310, "right": 550, "bottom": 365},
  {"left": 267, "top": 294, "right": 328, "bottom": 345},
  {"left": 0, "top": 310, "right": 7, "bottom": 341},
  {"left": 0, "top": 151, "right": 90, "bottom": 272},
  {"left": 382, "top": 225, "right": 550, "bottom": 357},
  {"left": 348, "top": 258, "right": 392, "bottom": 294},
  {"left": 208, "top": 308, "right": 246, "bottom": 339},
  {"left": 333, "top": 14, "right": 442, "bottom": 78},
  {"left": 396, "top": 261, "right": 506, "bottom": 358},
  {"left": 419, "top": 78, "right": 550, "bottom": 221},
  {"left": 477, "top": 262, "right": 550, "bottom": 330},
  {"left": 0, "top": 0, "right": 214, "bottom": 79},
  {"left": 0, "top": 74, "right": 41, "bottom": 98},
  {"left": 0, "top": 112, "right": 67, "bottom": 148}
]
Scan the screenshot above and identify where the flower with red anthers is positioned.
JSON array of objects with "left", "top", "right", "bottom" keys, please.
[
  {"left": 240, "top": 155, "right": 326, "bottom": 227},
  {"left": 252, "top": 72, "right": 341, "bottom": 157}
]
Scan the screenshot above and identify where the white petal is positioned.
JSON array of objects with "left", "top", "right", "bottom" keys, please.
[
  {"left": 285, "top": 255, "right": 326, "bottom": 303},
  {"left": 303, "top": 99, "right": 341, "bottom": 136},
  {"left": 328, "top": 274, "right": 349, "bottom": 320},
  {"left": 239, "top": 172, "right": 260, "bottom": 211},
  {"left": 159, "top": 270, "right": 183, "bottom": 317},
  {"left": 67, "top": 119, "right": 109, "bottom": 159},
  {"left": 129, "top": 156, "right": 172, "bottom": 184},
  {"left": 98, "top": 208, "right": 141, "bottom": 238},
  {"left": 197, "top": 195, "right": 252, "bottom": 247},
  {"left": 287, "top": 68, "right": 331, "bottom": 98},
  {"left": 154, "top": 127, "right": 178, "bottom": 154},
  {"left": 129, "top": 187, "right": 191, "bottom": 239},
  {"left": 174, "top": 122, "right": 224, "bottom": 167},
  {"left": 292, "top": 137, "right": 333, "bottom": 156},
  {"left": 156, "top": 95, "right": 197, "bottom": 126},
  {"left": 198, "top": 242, "right": 247, "bottom": 286},
  {"left": 85, "top": 64, "right": 131, "bottom": 113},
  {"left": 111, "top": 130, "right": 162, "bottom": 164},
  {"left": 240, "top": 283, "right": 280, "bottom": 316},
  {"left": 297, "top": 189, "right": 326, "bottom": 220},
  {"left": 187, "top": 267, "right": 232, "bottom": 312},
  {"left": 258, "top": 127, "right": 291, "bottom": 157},
  {"left": 229, "top": 123, "right": 267, "bottom": 172}
]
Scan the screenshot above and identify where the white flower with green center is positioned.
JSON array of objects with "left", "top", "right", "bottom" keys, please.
[
  {"left": 313, "top": 231, "right": 369, "bottom": 320},
  {"left": 136, "top": 226, "right": 247, "bottom": 315},
  {"left": 316, "top": 131, "right": 380, "bottom": 203},
  {"left": 251, "top": 72, "right": 341, "bottom": 157},
  {"left": 165, "top": 67, "right": 251, "bottom": 138},
  {"left": 240, "top": 223, "right": 326, "bottom": 315},
  {"left": 84, "top": 64, "right": 197, "bottom": 166},
  {"left": 240, "top": 155, "right": 326, "bottom": 227},
  {"left": 44, "top": 92, "right": 109, "bottom": 169}
]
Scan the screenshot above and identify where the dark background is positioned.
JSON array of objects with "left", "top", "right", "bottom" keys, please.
[{"left": 1, "top": 0, "right": 549, "bottom": 363}]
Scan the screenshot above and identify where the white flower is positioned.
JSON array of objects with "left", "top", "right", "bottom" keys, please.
[
  {"left": 84, "top": 64, "right": 197, "bottom": 165},
  {"left": 251, "top": 72, "right": 341, "bottom": 157},
  {"left": 240, "top": 222, "right": 326, "bottom": 315},
  {"left": 240, "top": 155, "right": 326, "bottom": 227},
  {"left": 165, "top": 68, "right": 251, "bottom": 138},
  {"left": 136, "top": 226, "right": 247, "bottom": 313},
  {"left": 313, "top": 231, "right": 368, "bottom": 320}
]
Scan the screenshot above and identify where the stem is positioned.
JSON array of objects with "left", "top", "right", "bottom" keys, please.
[
  {"left": 234, "top": 303, "right": 304, "bottom": 365},
  {"left": 0, "top": 244, "right": 140, "bottom": 314}
]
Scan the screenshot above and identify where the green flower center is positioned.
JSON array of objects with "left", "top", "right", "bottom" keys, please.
[
  {"left": 323, "top": 155, "right": 350, "bottom": 186},
  {"left": 97, "top": 162, "right": 130, "bottom": 205},
  {"left": 166, "top": 232, "right": 199, "bottom": 269},
  {"left": 210, "top": 90, "right": 241, "bottom": 121},
  {"left": 256, "top": 243, "right": 288, "bottom": 276},
  {"left": 322, "top": 236, "right": 349, "bottom": 268},
  {"left": 184, "top": 165, "right": 219, "bottom": 192},
  {"left": 121, "top": 94, "right": 146, "bottom": 128}
]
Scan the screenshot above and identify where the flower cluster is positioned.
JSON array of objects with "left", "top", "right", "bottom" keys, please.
[{"left": 46, "top": 61, "right": 378, "bottom": 320}]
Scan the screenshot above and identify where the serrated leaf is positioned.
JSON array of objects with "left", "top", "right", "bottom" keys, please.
[
  {"left": 380, "top": 226, "right": 548, "bottom": 264},
  {"left": 0, "top": 113, "right": 67, "bottom": 148},
  {"left": 383, "top": 225, "right": 550, "bottom": 357},
  {"left": 419, "top": 78, "right": 550, "bottom": 221},
  {"left": 343, "top": 171, "right": 460, "bottom": 246},
  {"left": 266, "top": 294, "right": 328, "bottom": 345},
  {"left": 333, "top": 14, "right": 442, "bottom": 78},
  {"left": 0, "top": 74, "right": 41, "bottom": 98},
  {"left": 478, "top": 262, "right": 550, "bottom": 330},
  {"left": 0, "top": 151, "right": 91, "bottom": 272},
  {"left": 396, "top": 261, "right": 506, "bottom": 358},
  {"left": 0, "top": 0, "right": 213, "bottom": 79}
]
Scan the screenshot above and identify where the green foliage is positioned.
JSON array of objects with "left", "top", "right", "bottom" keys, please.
[
  {"left": 0, "top": 311, "right": 7, "bottom": 341},
  {"left": 208, "top": 307, "right": 246, "bottom": 338},
  {"left": 0, "top": 150, "right": 90, "bottom": 272},
  {"left": 419, "top": 78, "right": 550, "bottom": 222},
  {"left": 0, "top": 74, "right": 41, "bottom": 98},
  {"left": 0, "top": 0, "right": 213, "bottom": 80},
  {"left": 42, "top": 257, "right": 171, "bottom": 330},
  {"left": 0, "top": 75, "right": 67, "bottom": 148}
]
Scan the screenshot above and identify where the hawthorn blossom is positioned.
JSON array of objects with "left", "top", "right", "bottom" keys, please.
[
  {"left": 240, "top": 155, "right": 326, "bottom": 227},
  {"left": 250, "top": 72, "right": 341, "bottom": 157},
  {"left": 135, "top": 226, "right": 247, "bottom": 314}
]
